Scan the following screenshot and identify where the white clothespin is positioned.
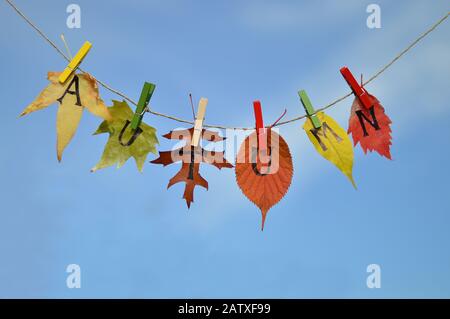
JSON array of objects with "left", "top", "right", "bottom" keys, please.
[{"left": 191, "top": 97, "right": 208, "bottom": 147}]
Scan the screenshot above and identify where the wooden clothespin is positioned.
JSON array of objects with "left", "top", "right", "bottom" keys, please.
[
  {"left": 130, "top": 82, "right": 156, "bottom": 130},
  {"left": 118, "top": 82, "right": 155, "bottom": 147},
  {"left": 340, "top": 66, "right": 373, "bottom": 109},
  {"left": 298, "top": 90, "right": 321, "bottom": 129},
  {"left": 253, "top": 100, "right": 267, "bottom": 153},
  {"left": 191, "top": 98, "right": 208, "bottom": 147},
  {"left": 58, "top": 41, "right": 92, "bottom": 84}
]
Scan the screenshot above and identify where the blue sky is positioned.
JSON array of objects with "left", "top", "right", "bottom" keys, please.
[{"left": 0, "top": 0, "right": 449, "bottom": 298}]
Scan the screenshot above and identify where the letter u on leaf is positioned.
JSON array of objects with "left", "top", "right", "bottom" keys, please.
[
  {"left": 20, "top": 72, "right": 112, "bottom": 161},
  {"left": 303, "top": 112, "right": 356, "bottom": 188},
  {"left": 235, "top": 130, "right": 293, "bottom": 230},
  {"left": 91, "top": 100, "right": 158, "bottom": 172}
]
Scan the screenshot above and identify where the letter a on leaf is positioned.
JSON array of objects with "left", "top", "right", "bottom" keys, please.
[
  {"left": 20, "top": 72, "right": 111, "bottom": 161},
  {"left": 151, "top": 128, "right": 233, "bottom": 208},
  {"left": 91, "top": 100, "right": 158, "bottom": 172},
  {"left": 348, "top": 94, "right": 393, "bottom": 159},
  {"left": 304, "top": 112, "right": 356, "bottom": 188},
  {"left": 235, "top": 130, "right": 293, "bottom": 230}
]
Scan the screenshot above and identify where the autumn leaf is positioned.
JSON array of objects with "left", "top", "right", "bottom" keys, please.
[
  {"left": 304, "top": 112, "right": 356, "bottom": 188},
  {"left": 91, "top": 100, "right": 158, "bottom": 172},
  {"left": 151, "top": 128, "right": 233, "bottom": 208},
  {"left": 348, "top": 94, "right": 393, "bottom": 159},
  {"left": 20, "top": 72, "right": 111, "bottom": 161},
  {"left": 235, "top": 130, "right": 293, "bottom": 230}
]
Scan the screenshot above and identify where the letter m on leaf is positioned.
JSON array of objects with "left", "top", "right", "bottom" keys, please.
[
  {"left": 303, "top": 112, "right": 356, "bottom": 187},
  {"left": 310, "top": 122, "right": 343, "bottom": 152}
]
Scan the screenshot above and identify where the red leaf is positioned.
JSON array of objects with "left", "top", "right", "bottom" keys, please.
[
  {"left": 348, "top": 94, "right": 392, "bottom": 159},
  {"left": 235, "top": 130, "right": 293, "bottom": 230}
]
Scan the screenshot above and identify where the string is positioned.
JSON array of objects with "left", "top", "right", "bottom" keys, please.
[{"left": 4, "top": 0, "right": 449, "bottom": 130}]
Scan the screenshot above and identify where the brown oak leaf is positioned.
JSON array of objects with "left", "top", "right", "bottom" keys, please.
[{"left": 151, "top": 127, "right": 233, "bottom": 208}]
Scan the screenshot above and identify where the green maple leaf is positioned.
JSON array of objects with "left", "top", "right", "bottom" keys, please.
[{"left": 91, "top": 100, "right": 158, "bottom": 172}]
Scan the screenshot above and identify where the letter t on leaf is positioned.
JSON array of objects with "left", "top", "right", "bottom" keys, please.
[{"left": 151, "top": 127, "right": 233, "bottom": 208}]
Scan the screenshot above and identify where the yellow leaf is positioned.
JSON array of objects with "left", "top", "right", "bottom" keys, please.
[
  {"left": 21, "top": 72, "right": 111, "bottom": 161},
  {"left": 303, "top": 112, "right": 356, "bottom": 188},
  {"left": 56, "top": 100, "right": 83, "bottom": 162}
]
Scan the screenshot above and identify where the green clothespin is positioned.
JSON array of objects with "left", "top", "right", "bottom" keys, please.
[
  {"left": 130, "top": 82, "right": 156, "bottom": 130},
  {"left": 298, "top": 90, "right": 321, "bottom": 129}
]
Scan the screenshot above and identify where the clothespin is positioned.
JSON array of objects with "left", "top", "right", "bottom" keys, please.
[
  {"left": 191, "top": 98, "right": 208, "bottom": 147},
  {"left": 253, "top": 100, "right": 267, "bottom": 153},
  {"left": 58, "top": 41, "right": 92, "bottom": 84},
  {"left": 298, "top": 90, "right": 321, "bottom": 129},
  {"left": 130, "top": 82, "right": 156, "bottom": 130},
  {"left": 118, "top": 82, "right": 155, "bottom": 147},
  {"left": 340, "top": 66, "right": 373, "bottom": 109}
]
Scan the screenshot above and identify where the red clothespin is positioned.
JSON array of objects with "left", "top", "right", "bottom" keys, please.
[
  {"left": 340, "top": 66, "right": 373, "bottom": 109},
  {"left": 253, "top": 100, "right": 267, "bottom": 154}
]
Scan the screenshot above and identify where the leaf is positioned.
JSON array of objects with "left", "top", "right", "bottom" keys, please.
[
  {"left": 348, "top": 94, "right": 393, "bottom": 159},
  {"left": 21, "top": 72, "right": 112, "bottom": 161},
  {"left": 304, "top": 112, "right": 356, "bottom": 188},
  {"left": 91, "top": 100, "right": 158, "bottom": 172},
  {"left": 151, "top": 127, "right": 233, "bottom": 208},
  {"left": 235, "top": 130, "right": 293, "bottom": 230}
]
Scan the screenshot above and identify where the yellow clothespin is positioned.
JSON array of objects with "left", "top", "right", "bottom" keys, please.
[
  {"left": 191, "top": 98, "right": 208, "bottom": 147},
  {"left": 58, "top": 41, "right": 92, "bottom": 84}
]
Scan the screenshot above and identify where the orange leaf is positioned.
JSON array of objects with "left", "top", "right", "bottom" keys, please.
[{"left": 235, "top": 130, "right": 293, "bottom": 230}]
